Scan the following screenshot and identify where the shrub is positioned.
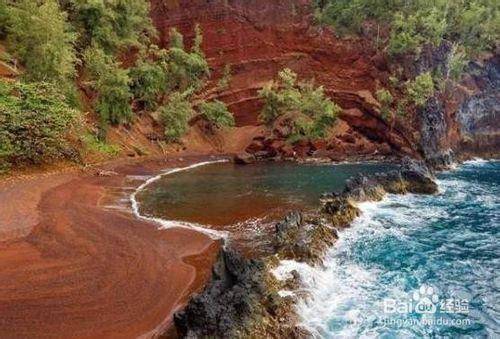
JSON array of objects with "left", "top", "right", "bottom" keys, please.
[
  {"left": 160, "top": 92, "right": 192, "bottom": 142},
  {"left": 375, "top": 88, "right": 394, "bottom": 120},
  {"left": 81, "top": 133, "right": 120, "bottom": 155},
  {"left": 84, "top": 47, "right": 133, "bottom": 129},
  {"left": 169, "top": 28, "right": 184, "bottom": 49},
  {"left": 5, "top": 0, "right": 77, "bottom": 84},
  {"left": 388, "top": 13, "right": 422, "bottom": 56},
  {"left": 199, "top": 100, "right": 235, "bottom": 128},
  {"left": 258, "top": 68, "right": 340, "bottom": 141},
  {"left": 167, "top": 47, "right": 209, "bottom": 91},
  {"left": 0, "top": 80, "right": 79, "bottom": 172},
  {"left": 192, "top": 24, "right": 204, "bottom": 55},
  {"left": 407, "top": 72, "right": 435, "bottom": 107},
  {"left": 447, "top": 44, "right": 467, "bottom": 81}
]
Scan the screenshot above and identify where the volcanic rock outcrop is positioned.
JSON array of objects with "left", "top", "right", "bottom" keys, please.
[{"left": 173, "top": 158, "right": 438, "bottom": 337}]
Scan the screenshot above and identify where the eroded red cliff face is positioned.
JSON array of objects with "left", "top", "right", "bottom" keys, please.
[{"left": 151, "top": 0, "right": 418, "bottom": 159}]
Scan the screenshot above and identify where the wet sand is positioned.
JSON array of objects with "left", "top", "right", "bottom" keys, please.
[{"left": 0, "top": 156, "right": 222, "bottom": 338}]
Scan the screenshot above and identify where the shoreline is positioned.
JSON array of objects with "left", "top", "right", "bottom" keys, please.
[
  {"left": 0, "top": 154, "right": 223, "bottom": 338},
  {"left": 174, "top": 157, "right": 444, "bottom": 337},
  {"left": 1, "top": 154, "right": 494, "bottom": 338}
]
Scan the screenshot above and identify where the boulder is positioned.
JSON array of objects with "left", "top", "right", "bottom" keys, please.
[{"left": 234, "top": 152, "right": 256, "bottom": 165}]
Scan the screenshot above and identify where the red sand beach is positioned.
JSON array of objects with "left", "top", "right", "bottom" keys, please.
[{"left": 0, "top": 156, "right": 221, "bottom": 338}]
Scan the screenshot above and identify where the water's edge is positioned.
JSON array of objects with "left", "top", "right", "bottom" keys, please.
[{"left": 130, "top": 159, "right": 230, "bottom": 239}]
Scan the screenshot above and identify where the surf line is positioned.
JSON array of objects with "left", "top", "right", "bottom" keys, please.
[{"left": 130, "top": 159, "right": 230, "bottom": 240}]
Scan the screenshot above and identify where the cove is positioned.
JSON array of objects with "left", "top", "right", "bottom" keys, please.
[{"left": 135, "top": 161, "right": 395, "bottom": 254}]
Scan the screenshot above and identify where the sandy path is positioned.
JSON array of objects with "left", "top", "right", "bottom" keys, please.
[{"left": 0, "top": 157, "right": 220, "bottom": 338}]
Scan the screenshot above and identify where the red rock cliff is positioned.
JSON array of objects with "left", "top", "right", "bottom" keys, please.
[{"left": 151, "top": 0, "right": 418, "bottom": 158}]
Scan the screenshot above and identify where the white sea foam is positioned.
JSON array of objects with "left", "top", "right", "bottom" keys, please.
[
  {"left": 463, "top": 157, "right": 489, "bottom": 165},
  {"left": 272, "top": 192, "right": 448, "bottom": 337},
  {"left": 130, "top": 160, "right": 230, "bottom": 239}
]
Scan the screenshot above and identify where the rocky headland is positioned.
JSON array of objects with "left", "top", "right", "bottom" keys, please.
[{"left": 173, "top": 157, "right": 439, "bottom": 338}]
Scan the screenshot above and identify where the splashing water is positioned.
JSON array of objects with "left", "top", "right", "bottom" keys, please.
[{"left": 276, "top": 160, "right": 500, "bottom": 338}]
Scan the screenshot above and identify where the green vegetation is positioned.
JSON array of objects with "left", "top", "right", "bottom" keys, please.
[
  {"left": 199, "top": 100, "right": 235, "bottom": 128},
  {"left": 81, "top": 133, "right": 120, "bottom": 156},
  {"left": 259, "top": 68, "right": 340, "bottom": 141},
  {"left": 5, "top": 0, "right": 77, "bottom": 85},
  {"left": 0, "top": 80, "right": 78, "bottom": 172},
  {"left": 130, "top": 48, "right": 168, "bottom": 110},
  {"left": 314, "top": 0, "right": 499, "bottom": 57},
  {"left": 375, "top": 88, "right": 394, "bottom": 120},
  {"left": 160, "top": 92, "right": 193, "bottom": 143},
  {"left": 406, "top": 72, "right": 435, "bottom": 107},
  {"left": 166, "top": 28, "right": 210, "bottom": 92},
  {"left": 447, "top": 44, "right": 468, "bottom": 81},
  {"left": 67, "top": 0, "right": 155, "bottom": 53},
  {"left": 84, "top": 48, "right": 133, "bottom": 128},
  {"left": 0, "top": 0, "right": 215, "bottom": 171}
]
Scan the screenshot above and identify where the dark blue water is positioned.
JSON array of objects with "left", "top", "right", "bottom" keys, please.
[{"left": 274, "top": 160, "right": 499, "bottom": 338}]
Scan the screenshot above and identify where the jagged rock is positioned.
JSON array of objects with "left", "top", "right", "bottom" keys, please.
[
  {"left": 320, "top": 193, "right": 361, "bottom": 226},
  {"left": 400, "top": 157, "right": 438, "bottom": 193},
  {"left": 274, "top": 211, "right": 303, "bottom": 249},
  {"left": 174, "top": 248, "right": 266, "bottom": 338},
  {"left": 234, "top": 152, "right": 256, "bottom": 164},
  {"left": 273, "top": 211, "right": 338, "bottom": 264},
  {"left": 342, "top": 157, "right": 438, "bottom": 199},
  {"left": 173, "top": 247, "right": 300, "bottom": 338}
]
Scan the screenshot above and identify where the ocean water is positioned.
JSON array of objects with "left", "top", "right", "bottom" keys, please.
[
  {"left": 136, "top": 159, "right": 499, "bottom": 336},
  {"left": 136, "top": 161, "right": 395, "bottom": 255},
  {"left": 137, "top": 161, "right": 395, "bottom": 226},
  {"left": 274, "top": 160, "right": 500, "bottom": 338}
]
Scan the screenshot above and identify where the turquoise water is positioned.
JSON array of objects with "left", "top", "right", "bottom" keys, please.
[
  {"left": 275, "top": 160, "right": 499, "bottom": 338},
  {"left": 138, "top": 159, "right": 499, "bottom": 336}
]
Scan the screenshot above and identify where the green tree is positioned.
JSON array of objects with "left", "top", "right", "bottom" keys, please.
[
  {"left": 388, "top": 13, "right": 422, "bottom": 56},
  {"left": 407, "top": 72, "right": 435, "bottom": 107},
  {"left": 84, "top": 47, "right": 132, "bottom": 132},
  {"left": 68, "top": 0, "right": 154, "bottom": 53},
  {"left": 6, "top": 0, "right": 77, "bottom": 84},
  {"left": 169, "top": 28, "right": 184, "bottom": 49},
  {"left": 258, "top": 68, "right": 340, "bottom": 141},
  {"left": 199, "top": 100, "right": 235, "bottom": 128},
  {"left": 160, "top": 92, "right": 193, "bottom": 142},
  {"left": 130, "top": 49, "right": 167, "bottom": 110},
  {"left": 166, "top": 29, "right": 209, "bottom": 91},
  {"left": 192, "top": 24, "right": 204, "bottom": 55},
  {"left": 447, "top": 44, "right": 467, "bottom": 81}
]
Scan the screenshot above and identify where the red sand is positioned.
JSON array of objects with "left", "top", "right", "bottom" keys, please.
[{"left": 0, "top": 156, "right": 221, "bottom": 338}]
